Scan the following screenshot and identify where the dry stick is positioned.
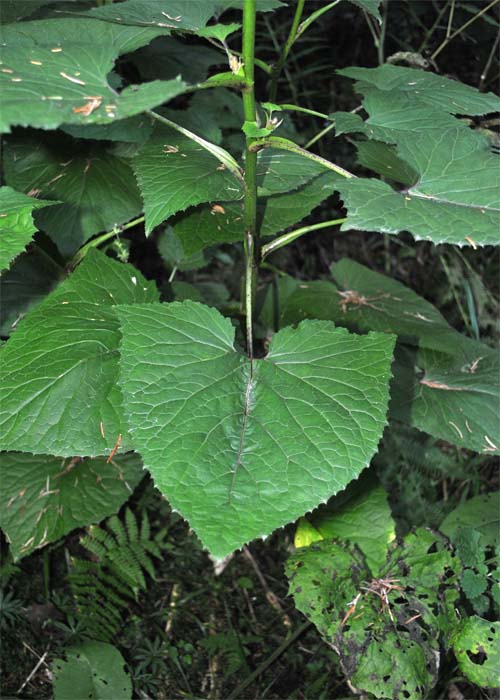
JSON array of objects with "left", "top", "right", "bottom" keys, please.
[
  {"left": 227, "top": 620, "right": 311, "bottom": 700},
  {"left": 243, "top": 546, "right": 291, "bottom": 626},
  {"left": 431, "top": 0, "right": 500, "bottom": 60},
  {"left": 18, "top": 645, "right": 50, "bottom": 694}
]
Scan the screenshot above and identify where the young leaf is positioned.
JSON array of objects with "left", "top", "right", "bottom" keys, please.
[
  {"left": 53, "top": 641, "right": 132, "bottom": 700},
  {"left": 116, "top": 301, "right": 395, "bottom": 558},
  {"left": 0, "top": 186, "right": 58, "bottom": 273},
  {"left": 452, "top": 617, "right": 500, "bottom": 688},
  {"left": 133, "top": 125, "right": 244, "bottom": 234},
  {"left": 0, "top": 18, "right": 189, "bottom": 132},
  {"left": 0, "top": 452, "right": 143, "bottom": 561},
  {"left": 3, "top": 133, "right": 143, "bottom": 256},
  {"left": 0, "top": 250, "right": 159, "bottom": 457},
  {"left": 287, "top": 529, "right": 461, "bottom": 698}
]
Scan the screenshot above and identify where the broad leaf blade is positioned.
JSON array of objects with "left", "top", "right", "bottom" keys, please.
[
  {"left": 452, "top": 617, "right": 500, "bottom": 688},
  {"left": 117, "top": 301, "right": 395, "bottom": 557},
  {"left": 440, "top": 492, "right": 500, "bottom": 549},
  {"left": 0, "top": 250, "right": 159, "bottom": 457},
  {"left": 3, "top": 133, "right": 143, "bottom": 256},
  {"left": 0, "top": 186, "right": 57, "bottom": 272},
  {"left": 392, "top": 342, "right": 499, "bottom": 454},
  {"left": 134, "top": 125, "right": 244, "bottom": 234},
  {"left": 53, "top": 641, "right": 132, "bottom": 700},
  {"left": 0, "top": 452, "right": 143, "bottom": 560},
  {"left": 287, "top": 529, "right": 460, "bottom": 699},
  {"left": 338, "top": 65, "right": 500, "bottom": 115},
  {"left": 338, "top": 128, "right": 500, "bottom": 246},
  {"left": 281, "top": 259, "right": 500, "bottom": 453},
  {"left": 0, "top": 18, "right": 188, "bottom": 132}
]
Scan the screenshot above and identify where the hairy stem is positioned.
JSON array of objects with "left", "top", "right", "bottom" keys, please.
[{"left": 242, "top": 0, "right": 258, "bottom": 361}]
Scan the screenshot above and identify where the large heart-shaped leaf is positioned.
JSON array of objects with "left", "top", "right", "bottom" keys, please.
[
  {"left": 4, "top": 133, "right": 143, "bottom": 256},
  {"left": 0, "top": 250, "right": 159, "bottom": 457},
  {"left": 116, "top": 301, "right": 395, "bottom": 557},
  {"left": 0, "top": 452, "right": 143, "bottom": 560},
  {"left": 0, "top": 18, "right": 189, "bottom": 133},
  {"left": 0, "top": 185, "right": 58, "bottom": 273}
]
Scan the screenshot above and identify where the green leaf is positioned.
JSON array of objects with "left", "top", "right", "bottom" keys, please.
[
  {"left": 355, "top": 140, "right": 418, "bottom": 186},
  {"left": 392, "top": 342, "right": 500, "bottom": 454},
  {"left": 218, "top": 0, "right": 285, "bottom": 11},
  {"left": 281, "top": 259, "right": 500, "bottom": 453},
  {"left": 441, "top": 493, "right": 500, "bottom": 549},
  {"left": 287, "top": 529, "right": 461, "bottom": 698},
  {"left": 283, "top": 258, "right": 468, "bottom": 353},
  {"left": 53, "top": 641, "right": 132, "bottom": 700},
  {"left": 175, "top": 172, "right": 338, "bottom": 256},
  {"left": 256, "top": 150, "right": 332, "bottom": 195},
  {"left": 452, "top": 617, "right": 500, "bottom": 688},
  {"left": 338, "top": 127, "right": 500, "bottom": 247},
  {"left": 62, "top": 114, "right": 154, "bottom": 144},
  {"left": 461, "top": 569, "right": 488, "bottom": 599},
  {"left": 338, "top": 64, "right": 500, "bottom": 116},
  {"left": 84, "top": 0, "right": 225, "bottom": 30},
  {"left": 3, "top": 133, "right": 143, "bottom": 256},
  {"left": 117, "top": 301, "right": 395, "bottom": 557},
  {"left": 0, "top": 18, "right": 189, "bottom": 132},
  {"left": 346, "top": 0, "right": 382, "bottom": 21},
  {"left": 130, "top": 36, "right": 224, "bottom": 85},
  {"left": 133, "top": 125, "right": 244, "bottom": 234},
  {"left": 0, "top": 186, "right": 58, "bottom": 273},
  {"left": 0, "top": 250, "right": 159, "bottom": 457},
  {"left": 158, "top": 227, "right": 207, "bottom": 271},
  {"left": 0, "top": 452, "right": 143, "bottom": 561},
  {"left": 295, "top": 475, "right": 395, "bottom": 576},
  {"left": 0, "top": 244, "right": 64, "bottom": 337},
  {"left": 0, "top": 0, "right": 53, "bottom": 23}
]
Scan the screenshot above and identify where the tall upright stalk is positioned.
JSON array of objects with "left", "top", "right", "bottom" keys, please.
[{"left": 242, "top": 0, "right": 258, "bottom": 361}]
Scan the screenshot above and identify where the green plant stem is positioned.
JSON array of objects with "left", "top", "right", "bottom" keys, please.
[
  {"left": 227, "top": 621, "right": 311, "bottom": 700},
  {"left": 297, "top": 0, "right": 341, "bottom": 38},
  {"left": 261, "top": 218, "right": 347, "bottom": 259},
  {"left": 242, "top": 0, "right": 258, "bottom": 361},
  {"left": 431, "top": 0, "right": 499, "bottom": 60},
  {"left": 269, "top": 0, "right": 306, "bottom": 101},
  {"left": 304, "top": 120, "right": 336, "bottom": 149},
  {"left": 249, "top": 136, "right": 355, "bottom": 179},
  {"left": 70, "top": 216, "right": 145, "bottom": 268},
  {"left": 266, "top": 102, "right": 333, "bottom": 120}
]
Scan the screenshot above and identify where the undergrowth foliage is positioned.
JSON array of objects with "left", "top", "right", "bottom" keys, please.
[{"left": 0, "top": 0, "right": 499, "bottom": 698}]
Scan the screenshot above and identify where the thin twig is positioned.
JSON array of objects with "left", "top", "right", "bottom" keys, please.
[
  {"left": 431, "top": 0, "right": 499, "bottom": 60},
  {"left": 18, "top": 646, "right": 50, "bottom": 694}
]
